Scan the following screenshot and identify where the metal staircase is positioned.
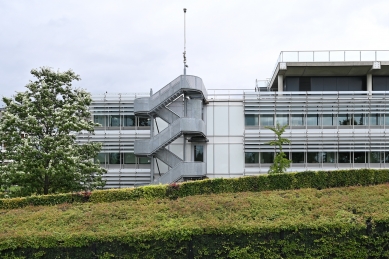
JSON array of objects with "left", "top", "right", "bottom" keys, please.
[{"left": 134, "top": 75, "right": 207, "bottom": 184}]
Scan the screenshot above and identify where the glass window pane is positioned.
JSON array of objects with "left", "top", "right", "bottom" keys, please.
[
  {"left": 354, "top": 114, "right": 365, "bottom": 125},
  {"left": 385, "top": 115, "right": 389, "bottom": 125},
  {"left": 291, "top": 115, "right": 304, "bottom": 126},
  {"left": 322, "top": 114, "right": 335, "bottom": 126},
  {"left": 370, "top": 152, "right": 382, "bottom": 163},
  {"left": 109, "top": 153, "right": 121, "bottom": 164},
  {"left": 124, "top": 115, "right": 135, "bottom": 126},
  {"left": 261, "top": 152, "right": 274, "bottom": 163},
  {"left": 291, "top": 152, "right": 304, "bottom": 163},
  {"left": 94, "top": 115, "right": 106, "bottom": 127},
  {"left": 276, "top": 115, "right": 289, "bottom": 126},
  {"left": 194, "top": 145, "right": 204, "bottom": 162},
  {"left": 123, "top": 153, "right": 136, "bottom": 164},
  {"left": 245, "top": 152, "right": 259, "bottom": 163},
  {"left": 369, "top": 114, "right": 380, "bottom": 126},
  {"left": 307, "top": 152, "right": 319, "bottom": 163},
  {"left": 339, "top": 152, "right": 350, "bottom": 163},
  {"left": 260, "top": 115, "right": 274, "bottom": 126},
  {"left": 385, "top": 152, "right": 389, "bottom": 163},
  {"left": 321, "top": 152, "right": 336, "bottom": 163},
  {"left": 94, "top": 153, "right": 106, "bottom": 164},
  {"left": 354, "top": 152, "right": 365, "bottom": 163},
  {"left": 338, "top": 114, "right": 351, "bottom": 125},
  {"left": 139, "top": 157, "right": 150, "bottom": 164},
  {"left": 138, "top": 117, "right": 150, "bottom": 126},
  {"left": 245, "top": 115, "right": 258, "bottom": 126},
  {"left": 110, "top": 115, "right": 121, "bottom": 126},
  {"left": 307, "top": 114, "right": 319, "bottom": 126}
]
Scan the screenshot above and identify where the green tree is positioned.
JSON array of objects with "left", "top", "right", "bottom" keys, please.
[
  {"left": 265, "top": 122, "right": 291, "bottom": 174},
  {"left": 0, "top": 67, "right": 105, "bottom": 196}
]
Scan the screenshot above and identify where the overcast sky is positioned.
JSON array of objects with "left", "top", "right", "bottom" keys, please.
[{"left": 1, "top": 0, "right": 389, "bottom": 106}]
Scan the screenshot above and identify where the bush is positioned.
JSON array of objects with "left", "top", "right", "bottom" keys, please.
[{"left": 1, "top": 169, "right": 389, "bottom": 209}]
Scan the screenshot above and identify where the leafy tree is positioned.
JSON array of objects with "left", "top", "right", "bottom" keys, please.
[
  {"left": 0, "top": 67, "right": 105, "bottom": 196},
  {"left": 265, "top": 122, "right": 291, "bottom": 174}
]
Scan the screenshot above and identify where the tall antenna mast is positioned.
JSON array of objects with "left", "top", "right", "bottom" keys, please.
[{"left": 183, "top": 8, "right": 188, "bottom": 75}]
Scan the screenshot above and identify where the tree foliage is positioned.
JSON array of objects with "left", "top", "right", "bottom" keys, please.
[
  {"left": 0, "top": 67, "right": 105, "bottom": 196},
  {"left": 265, "top": 122, "right": 291, "bottom": 174}
]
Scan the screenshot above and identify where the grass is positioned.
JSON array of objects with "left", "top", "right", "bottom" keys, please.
[{"left": 2, "top": 183, "right": 389, "bottom": 251}]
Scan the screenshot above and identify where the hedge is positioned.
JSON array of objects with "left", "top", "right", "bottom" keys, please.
[
  {"left": 2, "top": 221, "right": 389, "bottom": 258},
  {"left": 1, "top": 168, "right": 389, "bottom": 209}
]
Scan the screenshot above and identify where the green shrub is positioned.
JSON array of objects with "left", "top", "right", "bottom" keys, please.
[{"left": 1, "top": 169, "right": 389, "bottom": 209}]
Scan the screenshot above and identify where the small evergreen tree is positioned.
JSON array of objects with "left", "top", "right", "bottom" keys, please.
[
  {"left": 0, "top": 67, "right": 105, "bottom": 196},
  {"left": 265, "top": 122, "right": 291, "bottom": 174}
]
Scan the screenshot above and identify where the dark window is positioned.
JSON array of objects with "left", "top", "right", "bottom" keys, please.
[
  {"left": 261, "top": 152, "right": 274, "bottom": 163},
  {"left": 138, "top": 117, "right": 150, "bottom": 126},
  {"left": 139, "top": 157, "right": 150, "bottom": 164},
  {"left": 354, "top": 152, "right": 365, "bottom": 163},
  {"left": 354, "top": 114, "right": 366, "bottom": 125},
  {"left": 124, "top": 115, "right": 135, "bottom": 126},
  {"left": 123, "top": 153, "right": 136, "bottom": 164},
  {"left": 110, "top": 115, "right": 121, "bottom": 126},
  {"left": 245, "top": 115, "right": 258, "bottom": 126},
  {"left": 285, "top": 77, "right": 299, "bottom": 91},
  {"left": 370, "top": 152, "right": 381, "bottom": 163},
  {"left": 299, "top": 77, "right": 311, "bottom": 91},
  {"left": 109, "top": 153, "right": 121, "bottom": 164},
  {"left": 337, "top": 77, "right": 349, "bottom": 91},
  {"left": 311, "top": 77, "right": 323, "bottom": 91},
  {"left": 322, "top": 152, "right": 336, "bottom": 163},
  {"left": 291, "top": 152, "right": 304, "bottom": 163},
  {"left": 260, "top": 115, "right": 274, "bottom": 126},
  {"left": 291, "top": 114, "right": 304, "bottom": 126},
  {"left": 194, "top": 145, "right": 204, "bottom": 162},
  {"left": 338, "top": 152, "right": 350, "bottom": 163},
  {"left": 322, "top": 77, "right": 337, "bottom": 91},
  {"left": 245, "top": 152, "right": 259, "bottom": 164},
  {"left": 322, "top": 114, "right": 335, "bottom": 126},
  {"left": 307, "top": 114, "right": 320, "bottom": 126},
  {"left": 338, "top": 114, "right": 352, "bottom": 125},
  {"left": 94, "top": 115, "right": 106, "bottom": 127},
  {"left": 95, "top": 153, "right": 106, "bottom": 164},
  {"left": 307, "top": 152, "right": 319, "bottom": 163},
  {"left": 373, "top": 76, "right": 389, "bottom": 91}
]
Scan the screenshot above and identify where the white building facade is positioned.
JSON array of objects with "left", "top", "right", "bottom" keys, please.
[{"left": 81, "top": 50, "right": 389, "bottom": 188}]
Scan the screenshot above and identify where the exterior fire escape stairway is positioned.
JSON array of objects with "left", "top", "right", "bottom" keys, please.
[{"left": 134, "top": 75, "right": 208, "bottom": 184}]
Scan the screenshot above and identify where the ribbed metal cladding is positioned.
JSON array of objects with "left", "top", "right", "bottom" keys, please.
[
  {"left": 244, "top": 91, "right": 389, "bottom": 153},
  {"left": 77, "top": 93, "right": 152, "bottom": 189}
]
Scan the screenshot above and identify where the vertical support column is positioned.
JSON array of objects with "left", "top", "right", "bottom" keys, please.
[
  {"left": 367, "top": 73, "right": 372, "bottom": 94},
  {"left": 278, "top": 75, "right": 284, "bottom": 93}
]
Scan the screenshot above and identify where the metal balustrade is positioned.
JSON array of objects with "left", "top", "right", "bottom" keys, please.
[{"left": 134, "top": 75, "right": 207, "bottom": 184}]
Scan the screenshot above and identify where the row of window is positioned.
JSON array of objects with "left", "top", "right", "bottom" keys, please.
[
  {"left": 95, "top": 153, "right": 150, "bottom": 164},
  {"left": 245, "top": 152, "right": 389, "bottom": 164},
  {"left": 93, "top": 115, "right": 150, "bottom": 127},
  {"left": 245, "top": 114, "right": 389, "bottom": 127}
]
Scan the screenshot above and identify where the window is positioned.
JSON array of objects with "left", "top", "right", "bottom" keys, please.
[
  {"left": 307, "top": 114, "right": 319, "bottom": 126},
  {"left": 354, "top": 152, "right": 365, "bottom": 163},
  {"left": 123, "top": 115, "right": 135, "bottom": 126},
  {"left": 291, "top": 115, "right": 304, "bottom": 126},
  {"left": 138, "top": 117, "right": 150, "bottom": 126},
  {"left": 276, "top": 114, "right": 289, "bottom": 126},
  {"left": 95, "top": 153, "right": 106, "bottom": 164},
  {"left": 321, "top": 152, "right": 336, "bottom": 163},
  {"left": 194, "top": 145, "right": 204, "bottom": 162},
  {"left": 261, "top": 152, "right": 274, "bottom": 163},
  {"left": 139, "top": 157, "right": 150, "bottom": 164},
  {"left": 260, "top": 115, "right": 274, "bottom": 126},
  {"left": 322, "top": 114, "right": 335, "bottom": 126},
  {"left": 370, "top": 152, "right": 382, "bottom": 163},
  {"left": 354, "top": 114, "right": 366, "bottom": 125},
  {"left": 338, "top": 114, "right": 352, "bottom": 125},
  {"left": 385, "top": 115, "right": 389, "bottom": 126},
  {"left": 123, "top": 153, "right": 136, "bottom": 164},
  {"left": 109, "top": 153, "right": 121, "bottom": 164},
  {"left": 110, "top": 115, "right": 121, "bottom": 127},
  {"left": 245, "top": 115, "right": 258, "bottom": 126},
  {"left": 94, "top": 115, "right": 106, "bottom": 127},
  {"left": 245, "top": 152, "right": 259, "bottom": 164},
  {"left": 307, "top": 152, "right": 319, "bottom": 163},
  {"left": 291, "top": 152, "right": 304, "bottom": 163},
  {"left": 338, "top": 152, "right": 350, "bottom": 163},
  {"left": 369, "top": 114, "right": 382, "bottom": 126}
]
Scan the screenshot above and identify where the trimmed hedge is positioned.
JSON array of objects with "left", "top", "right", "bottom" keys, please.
[
  {"left": 2, "top": 221, "right": 389, "bottom": 258},
  {"left": 1, "top": 168, "right": 389, "bottom": 209}
]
